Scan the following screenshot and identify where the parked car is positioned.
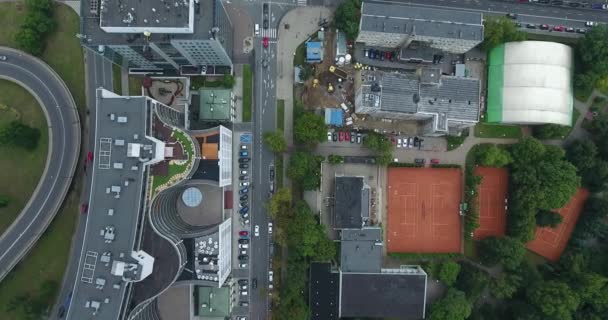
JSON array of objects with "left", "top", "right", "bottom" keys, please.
[
  {"left": 268, "top": 222, "right": 273, "bottom": 234},
  {"left": 397, "top": 138, "right": 402, "bottom": 148},
  {"left": 350, "top": 132, "right": 356, "bottom": 143},
  {"left": 239, "top": 175, "right": 249, "bottom": 181},
  {"left": 408, "top": 137, "right": 414, "bottom": 148},
  {"left": 239, "top": 243, "right": 249, "bottom": 249},
  {"left": 576, "top": 28, "right": 587, "bottom": 34},
  {"left": 431, "top": 158, "right": 440, "bottom": 164},
  {"left": 379, "top": 51, "right": 385, "bottom": 61},
  {"left": 332, "top": 132, "right": 338, "bottom": 141},
  {"left": 240, "top": 249, "right": 247, "bottom": 255},
  {"left": 240, "top": 151, "right": 249, "bottom": 157},
  {"left": 327, "top": 131, "right": 332, "bottom": 141},
  {"left": 540, "top": 24, "right": 550, "bottom": 30},
  {"left": 240, "top": 290, "right": 248, "bottom": 296},
  {"left": 553, "top": 25, "right": 565, "bottom": 31},
  {"left": 238, "top": 255, "right": 249, "bottom": 261},
  {"left": 356, "top": 133, "right": 362, "bottom": 144},
  {"left": 414, "top": 158, "right": 426, "bottom": 165},
  {"left": 566, "top": 27, "right": 575, "bottom": 32},
  {"left": 385, "top": 51, "right": 391, "bottom": 60},
  {"left": 240, "top": 194, "right": 248, "bottom": 201},
  {"left": 240, "top": 170, "right": 248, "bottom": 175},
  {"left": 364, "top": 49, "right": 369, "bottom": 57},
  {"left": 239, "top": 238, "right": 250, "bottom": 244},
  {"left": 240, "top": 163, "right": 249, "bottom": 169},
  {"left": 269, "top": 271, "right": 274, "bottom": 282},
  {"left": 81, "top": 203, "right": 89, "bottom": 214},
  {"left": 241, "top": 145, "right": 248, "bottom": 150},
  {"left": 339, "top": 131, "right": 344, "bottom": 141},
  {"left": 239, "top": 263, "right": 248, "bottom": 268},
  {"left": 239, "top": 230, "right": 249, "bottom": 236},
  {"left": 239, "top": 188, "right": 249, "bottom": 194},
  {"left": 240, "top": 207, "right": 249, "bottom": 214},
  {"left": 526, "top": 23, "right": 537, "bottom": 29},
  {"left": 586, "top": 21, "right": 598, "bottom": 27},
  {"left": 238, "top": 158, "right": 250, "bottom": 163},
  {"left": 239, "top": 301, "right": 249, "bottom": 307},
  {"left": 344, "top": 131, "right": 351, "bottom": 142}
]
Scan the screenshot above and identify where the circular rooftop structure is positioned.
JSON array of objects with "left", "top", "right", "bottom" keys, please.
[
  {"left": 182, "top": 187, "right": 203, "bottom": 208},
  {"left": 486, "top": 41, "right": 574, "bottom": 126}
]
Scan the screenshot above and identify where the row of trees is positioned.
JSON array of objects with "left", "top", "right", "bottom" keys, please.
[
  {"left": 0, "top": 121, "right": 41, "bottom": 151},
  {"left": 574, "top": 25, "right": 608, "bottom": 98},
  {"left": 481, "top": 16, "right": 527, "bottom": 51},
  {"left": 362, "top": 131, "right": 393, "bottom": 165},
  {"left": 333, "top": 0, "right": 362, "bottom": 40},
  {"left": 15, "top": 0, "right": 54, "bottom": 56}
]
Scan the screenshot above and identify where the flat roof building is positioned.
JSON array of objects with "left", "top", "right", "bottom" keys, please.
[
  {"left": 195, "top": 285, "right": 231, "bottom": 319},
  {"left": 334, "top": 176, "right": 370, "bottom": 229},
  {"left": 340, "top": 228, "right": 383, "bottom": 273},
  {"left": 356, "top": 69, "right": 480, "bottom": 135},
  {"left": 357, "top": 1, "right": 483, "bottom": 54},
  {"left": 487, "top": 41, "right": 574, "bottom": 126},
  {"left": 310, "top": 263, "right": 340, "bottom": 320},
  {"left": 67, "top": 89, "right": 167, "bottom": 320},
  {"left": 198, "top": 88, "right": 234, "bottom": 122},
  {"left": 306, "top": 41, "right": 324, "bottom": 63}
]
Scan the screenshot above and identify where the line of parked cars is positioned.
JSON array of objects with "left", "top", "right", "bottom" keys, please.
[
  {"left": 238, "top": 230, "right": 250, "bottom": 268},
  {"left": 364, "top": 48, "right": 398, "bottom": 62},
  {"left": 516, "top": 0, "right": 608, "bottom": 9},
  {"left": 328, "top": 130, "right": 363, "bottom": 144},
  {"left": 392, "top": 136, "right": 423, "bottom": 149},
  {"left": 238, "top": 144, "right": 250, "bottom": 226}
]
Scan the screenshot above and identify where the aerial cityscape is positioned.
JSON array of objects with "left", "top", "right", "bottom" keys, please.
[{"left": 1, "top": 0, "right": 608, "bottom": 319}]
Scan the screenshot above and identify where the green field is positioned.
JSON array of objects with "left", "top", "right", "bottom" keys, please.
[
  {"left": 277, "top": 99, "right": 285, "bottom": 130},
  {"left": 0, "top": 3, "right": 85, "bottom": 319},
  {"left": 474, "top": 122, "right": 523, "bottom": 139},
  {"left": 0, "top": 81, "right": 48, "bottom": 234},
  {"left": 243, "top": 65, "right": 252, "bottom": 122}
]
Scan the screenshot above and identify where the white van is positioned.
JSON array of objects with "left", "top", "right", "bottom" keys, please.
[{"left": 255, "top": 24, "right": 260, "bottom": 36}]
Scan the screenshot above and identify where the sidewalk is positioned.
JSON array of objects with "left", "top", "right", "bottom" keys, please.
[{"left": 233, "top": 64, "right": 244, "bottom": 123}]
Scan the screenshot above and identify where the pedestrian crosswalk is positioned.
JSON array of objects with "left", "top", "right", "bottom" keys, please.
[
  {"left": 296, "top": 0, "right": 307, "bottom": 6},
  {"left": 260, "top": 28, "right": 277, "bottom": 39}
]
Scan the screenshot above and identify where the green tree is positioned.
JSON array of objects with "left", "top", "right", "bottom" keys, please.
[
  {"left": 429, "top": 289, "right": 472, "bottom": 320},
  {"left": 533, "top": 124, "right": 572, "bottom": 140},
  {"left": 566, "top": 140, "right": 598, "bottom": 172},
  {"left": 438, "top": 261, "right": 461, "bottom": 286},
  {"left": 482, "top": 16, "right": 527, "bottom": 50},
  {"left": 455, "top": 263, "right": 490, "bottom": 302},
  {"left": 478, "top": 236, "right": 526, "bottom": 270},
  {"left": 14, "top": 0, "right": 54, "bottom": 56},
  {"left": 327, "top": 154, "right": 344, "bottom": 164},
  {"left": 333, "top": 0, "right": 362, "bottom": 40},
  {"left": 263, "top": 131, "right": 288, "bottom": 153},
  {"left": 490, "top": 272, "right": 523, "bottom": 299},
  {"left": 293, "top": 112, "right": 327, "bottom": 147},
  {"left": 0, "top": 195, "right": 9, "bottom": 208},
  {"left": 363, "top": 132, "right": 393, "bottom": 165},
  {"left": 0, "top": 121, "right": 41, "bottom": 150},
  {"left": 536, "top": 210, "right": 564, "bottom": 228},
  {"left": 527, "top": 280, "right": 580, "bottom": 320},
  {"left": 287, "top": 152, "right": 324, "bottom": 190},
  {"left": 577, "top": 25, "right": 608, "bottom": 81},
  {"left": 475, "top": 144, "right": 512, "bottom": 167},
  {"left": 222, "top": 74, "right": 235, "bottom": 88},
  {"left": 573, "top": 197, "right": 608, "bottom": 241},
  {"left": 569, "top": 272, "right": 608, "bottom": 304},
  {"left": 269, "top": 188, "right": 292, "bottom": 219}
]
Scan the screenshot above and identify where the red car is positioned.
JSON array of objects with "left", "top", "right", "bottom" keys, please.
[
  {"left": 385, "top": 51, "right": 391, "bottom": 60},
  {"left": 262, "top": 37, "right": 269, "bottom": 48},
  {"left": 553, "top": 25, "right": 565, "bottom": 32},
  {"left": 239, "top": 230, "right": 249, "bottom": 237},
  {"left": 391, "top": 137, "right": 396, "bottom": 145},
  {"left": 344, "top": 132, "right": 351, "bottom": 142},
  {"left": 87, "top": 151, "right": 94, "bottom": 162},
  {"left": 339, "top": 132, "right": 345, "bottom": 141},
  {"left": 80, "top": 203, "right": 89, "bottom": 214},
  {"left": 430, "top": 159, "right": 440, "bottom": 164}
]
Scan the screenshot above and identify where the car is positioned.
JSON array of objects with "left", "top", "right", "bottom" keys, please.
[
  {"left": 526, "top": 23, "right": 537, "bottom": 29},
  {"left": 413, "top": 136, "right": 420, "bottom": 147},
  {"left": 239, "top": 239, "right": 250, "bottom": 245},
  {"left": 364, "top": 49, "right": 369, "bottom": 57},
  {"left": 269, "top": 181, "right": 275, "bottom": 193},
  {"left": 431, "top": 158, "right": 440, "bottom": 164},
  {"left": 240, "top": 151, "right": 249, "bottom": 157},
  {"left": 240, "top": 144, "right": 248, "bottom": 150},
  {"left": 241, "top": 212, "right": 249, "bottom": 219},
  {"left": 390, "top": 51, "right": 397, "bottom": 62},
  {"left": 338, "top": 131, "right": 344, "bottom": 141},
  {"left": 568, "top": 1, "right": 580, "bottom": 6},
  {"left": 385, "top": 51, "right": 391, "bottom": 60},
  {"left": 397, "top": 138, "right": 402, "bottom": 148},
  {"left": 269, "top": 283, "right": 274, "bottom": 290},
  {"left": 332, "top": 132, "right": 338, "bottom": 141},
  {"left": 255, "top": 23, "right": 260, "bottom": 35},
  {"left": 239, "top": 301, "right": 249, "bottom": 307},
  {"left": 356, "top": 133, "right": 362, "bottom": 144},
  {"left": 566, "top": 27, "right": 575, "bottom": 32},
  {"left": 414, "top": 158, "right": 426, "bottom": 165},
  {"left": 254, "top": 225, "right": 260, "bottom": 236},
  {"left": 408, "top": 137, "right": 414, "bottom": 148},
  {"left": 506, "top": 13, "right": 517, "bottom": 19},
  {"left": 391, "top": 137, "right": 396, "bottom": 145},
  {"left": 269, "top": 271, "right": 274, "bottom": 282},
  {"left": 239, "top": 243, "right": 249, "bottom": 249},
  {"left": 586, "top": 21, "right": 598, "bottom": 27},
  {"left": 350, "top": 132, "right": 356, "bottom": 143},
  {"left": 553, "top": 25, "right": 565, "bottom": 31},
  {"left": 270, "top": 166, "right": 275, "bottom": 180},
  {"left": 243, "top": 218, "right": 250, "bottom": 225},
  {"left": 540, "top": 24, "right": 550, "bottom": 30},
  {"left": 344, "top": 131, "right": 351, "bottom": 142},
  {"left": 239, "top": 188, "right": 249, "bottom": 194},
  {"left": 239, "top": 175, "right": 249, "bottom": 181},
  {"left": 576, "top": 28, "right": 587, "bottom": 34},
  {"left": 238, "top": 158, "right": 250, "bottom": 163},
  {"left": 240, "top": 206, "right": 249, "bottom": 214},
  {"left": 87, "top": 151, "right": 94, "bottom": 162},
  {"left": 263, "top": 2, "right": 268, "bottom": 14},
  {"left": 592, "top": 3, "right": 603, "bottom": 9},
  {"left": 240, "top": 170, "right": 248, "bottom": 175},
  {"left": 262, "top": 37, "right": 269, "bottom": 48},
  {"left": 238, "top": 255, "right": 249, "bottom": 261},
  {"left": 268, "top": 222, "right": 273, "bottom": 234},
  {"left": 239, "top": 163, "right": 249, "bottom": 169},
  {"left": 241, "top": 290, "right": 248, "bottom": 296},
  {"left": 240, "top": 249, "right": 247, "bottom": 255},
  {"left": 539, "top": 0, "right": 550, "bottom": 3},
  {"left": 551, "top": 0, "right": 563, "bottom": 5},
  {"left": 239, "top": 230, "right": 249, "bottom": 236},
  {"left": 263, "top": 19, "right": 269, "bottom": 29},
  {"left": 327, "top": 131, "right": 332, "bottom": 141},
  {"left": 81, "top": 203, "right": 89, "bottom": 214},
  {"left": 239, "top": 194, "right": 248, "bottom": 201},
  {"left": 239, "top": 263, "right": 248, "bottom": 268},
  {"left": 379, "top": 51, "right": 385, "bottom": 61},
  {"left": 252, "top": 278, "right": 258, "bottom": 289}
]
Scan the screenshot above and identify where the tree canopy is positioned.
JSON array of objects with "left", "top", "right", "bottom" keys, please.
[
  {"left": 475, "top": 144, "right": 512, "bottom": 167},
  {"left": 527, "top": 280, "right": 580, "bottom": 320},
  {"left": 15, "top": 0, "right": 54, "bottom": 55},
  {"left": 293, "top": 112, "right": 327, "bottom": 147},
  {"left": 333, "top": 0, "right": 362, "bottom": 40},
  {"left": 536, "top": 210, "right": 564, "bottom": 228},
  {"left": 533, "top": 124, "right": 572, "bottom": 140},
  {"left": 438, "top": 261, "right": 461, "bottom": 287},
  {"left": 287, "top": 152, "right": 324, "bottom": 190},
  {"left": 263, "top": 131, "right": 288, "bottom": 153},
  {"left": 574, "top": 25, "right": 608, "bottom": 98},
  {"left": 0, "top": 121, "right": 41, "bottom": 150},
  {"left": 363, "top": 132, "right": 393, "bottom": 165},
  {"left": 478, "top": 236, "right": 526, "bottom": 270},
  {"left": 490, "top": 272, "right": 523, "bottom": 299},
  {"left": 482, "top": 16, "right": 527, "bottom": 50},
  {"left": 429, "top": 289, "right": 472, "bottom": 320}
]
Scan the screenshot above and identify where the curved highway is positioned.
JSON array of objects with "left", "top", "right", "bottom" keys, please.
[{"left": 0, "top": 46, "right": 81, "bottom": 281}]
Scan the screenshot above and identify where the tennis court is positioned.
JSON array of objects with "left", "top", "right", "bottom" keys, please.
[
  {"left": 473, "top": 167, "right": 508, "bottom": 240},
  {"left": 387, "top": 167, "right": 462, "bottom": 253},
  {"left": 526, "top": 188, "right": 590, "bottom": 261}
]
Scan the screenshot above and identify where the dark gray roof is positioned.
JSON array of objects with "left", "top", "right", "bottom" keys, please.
[
  {"left": 68, "top": 89, "right": 160, "bottom": 320},
  {"left": 99, "top": 0, "right": 191, "bottom": 29},
  {"left": 310, "top": 263, "right": 339, "bottom": 320},
  {"left": 380, "top": 73, "right": 418, "bottom": 113},
  {"left": 340, "top": 271, "right": 427, "bottom": 319},
  {"left": 334, "top": 176, "right": 364, "bottom": 229},
  {"left": 361, "top": 1, "right": 483, "bottom": 42},
  {"left": 340, "top": 228, "right": 383, "bottom": 273}
]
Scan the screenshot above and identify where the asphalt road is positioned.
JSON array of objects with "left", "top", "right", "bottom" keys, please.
[
  {"left": 50, "top": 49, "right": 113, "bottom": 320},
  {"left": 0, "top": 47, "right": 81, "bottom": 282}
]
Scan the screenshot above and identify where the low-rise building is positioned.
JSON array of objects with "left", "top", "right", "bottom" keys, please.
[
  {"left": 333, "top": 176, "right": 370, "bottom": 229},
  {"left": 355, "top": 68, "right": 480, "bottom": 135}
]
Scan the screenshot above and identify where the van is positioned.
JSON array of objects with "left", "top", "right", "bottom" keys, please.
[{"left": 255, "top": 24, "right": 260, "bottom": 35}]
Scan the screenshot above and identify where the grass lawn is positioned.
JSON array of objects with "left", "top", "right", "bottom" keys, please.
[
  {"left": 294, "top": 42, "right": 306, "bottom": 66},
  {"left": 242, "top": 65, "right": 252, "bottom": 122},
  {"left": 113, "top": 64, "right": 122, "bottom": 94},
  {"left": 0, "top": 81, "right": 48, "bottom": 234},
  {"left": 474, "top": 122, "right": 523, "bottom": 139},
  {"left": 129, "top": 76, "right": 144, "bottom": 96},
  {"left": 152, "top": 129, "right": 194, "bottom": 191},
  {"left": 0, "top": 3, "right": 85, "bottom": 318},
  {"left": 277, "top": 99, "right": 285, "bottom": 131}
]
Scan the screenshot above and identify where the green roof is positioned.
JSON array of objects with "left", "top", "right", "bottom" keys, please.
[
  {"left": 486, "top": 44, "right": 505, "bottom": 123},
  {"left": 199, "top": 88, "right": 232, "bottom": 121},
  {"left": 196, "top": 286, "right": 230, "bottom": 317}
]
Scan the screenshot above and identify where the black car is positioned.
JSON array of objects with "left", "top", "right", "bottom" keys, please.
[
  {"left": 239, "top": 163, "right": 249, "bottom": 169},
  {"left": 252, "top": 278, "right": 258, "bottom": 289},
  {"left": 379, "top": 51, "right": 385, "bottom": 61},
  {"left": 263, "top": 19, "right": 269, "bottom": 29},
  {"left": 239, "top": 158, "right": 250, "bottom": 163},
  {"left": 239, "top": 301, "right": 249, "bottom": 307},
  {"left": 238, "top": 255, "right": 249, "bottom": 261},
  {"left": 239, "top": 187, "right": 249, "bottom": 194},
  {"left": 240, "top": 194, "right": 249, "bottom": 201},
  {"left": 566, "top": 27, "right": 575, "bottom": 32},
  {"left": 270, "top": 167, "right": 275, "bottom": 179},
  {"left": 526, "top": 24, "right": 537, "bottom": 29},
  {"left": 263, "top": 3, "right": 268, "bottom": 14},
  {"left": 415, "top": 158, "right": 426, "bottom": 165},
  {"left": 506, "top": 13, "right": 517, "bottom": 19},
  {"left": 576, "top": 28, "right": 587, "bottom": 34},
  {"left": 332, "top": 132, "right": 338, "bottom": 141},
  {"left": 239, "top": 175, "right": 248, "bottom": 181},
  {"left": 239, "top": 238, "right": 250, "bottom": 244},
  {"left": 568, "top": 2, "right": 580, "bottom": 7},
  {"left": 239, "top": 279, "right": 249, "bottom": 285},
  {"left": 413, "top": 136, "right": 419, "bottom": 147}
]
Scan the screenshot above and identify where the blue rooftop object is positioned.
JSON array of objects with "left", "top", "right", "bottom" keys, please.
[
  {"left": 306, "top": 41, "right": 323, "bottom": 63},
  {"left": 325, "top": 108, "right": 343, "bottom": 126}
]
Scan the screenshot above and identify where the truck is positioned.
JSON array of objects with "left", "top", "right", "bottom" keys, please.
[{"left": 329, "top": 65, "right": 348, "bottom": 79}]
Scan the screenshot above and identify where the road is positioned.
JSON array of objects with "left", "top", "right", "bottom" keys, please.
[
  {"left": 0, "top": 47, "right": 81, "bottom": 282},
  {"left": 50, "top": 49, "right": 113, "bottom": 320}
]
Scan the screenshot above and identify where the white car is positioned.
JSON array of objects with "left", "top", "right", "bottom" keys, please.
[
  {"left": 397, "top": 138, "right": 402, "bottom": 148},
  {"left": 268, "top": 222, "right": 273, "bottom": 234},
  {"left": 239, "top": 263, "right": 248, "bottom": 268},
  {"left": 254, "top": 225, "right": 260, "bottom": 237},
  {"left": 240, "top": 170, "right": 248, "bottom": 175},
  {"left": 0, "top": 56, "right": 7, "bottom": 61},
  {"left": 241, "top": 290, "right": 248, "bottom": 296},
  {"left": 268, "top": 271, "right": 274, "bottom": 282},
  {"left": 241, "top": 285, "right": 248, "bottom": 290},
  {"left": 586, "top": 21, "right": 598, "bottom": 27},
  {"left": 240, "top": 182, "right": 250, "bottom": 187},
  {"left": 327, "top": 131, "right": 332, "bottom": 141},
  {"left": 240, "top": 145, "right": 248, "bottom": 150},
  {"left": 239, "top": 243, "right": 249, "bottom": 249}
]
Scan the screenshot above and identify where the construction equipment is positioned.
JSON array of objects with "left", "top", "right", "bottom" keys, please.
[
  {"left": 327, "top": 83, "right": 334, "bottom": 93},
  {"left": 312, "top": 79, "right": 319, "bottom": 88},
  {"left": 329, "top": 65, "right": 348, "bottom": 79}
]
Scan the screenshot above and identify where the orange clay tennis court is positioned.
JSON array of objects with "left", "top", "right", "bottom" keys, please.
[
  {"left": 387, "top": 167, "right": 462, "bottom": 253},
  {"left": 473, "top": 167, "right": 508, "bottom": 240},
  {"left": 526, "top": 188, "right": 590, "bottom": 261}
]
